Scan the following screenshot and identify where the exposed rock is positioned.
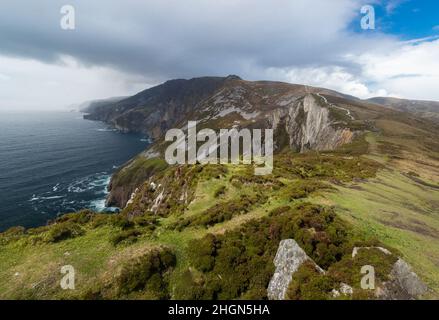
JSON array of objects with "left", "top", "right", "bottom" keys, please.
[
  {"left": 281, "top": 94, "right": 354, "bottom": 152},
  {"left": 267, "top": 239, "right": 323, "bottom": 300},
  {"left": 378, "top": 258, "right": 428, "bottom": 300},
  {"left": 126, "top": 188, "right": 139, "bottom": 206},
  {"left": 91, "top": 78, "right": 361, "bottom": 208},
  {"left": 352, "top": 246, "right": 392, "bottom": 258},
  {"left": 340, "top": 282, "right": 354, "bottom": 295},
  {"left": 331, "top": 283, "right": 353, "bottom": 298}
]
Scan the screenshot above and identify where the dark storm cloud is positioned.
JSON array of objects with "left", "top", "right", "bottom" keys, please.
[{"left": 0, "top": 0, "right": 389, "bottom": 82}]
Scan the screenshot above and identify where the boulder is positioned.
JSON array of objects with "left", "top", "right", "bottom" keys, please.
[
  {"left": 378, "top": 258, "right": 428, "bottom": 300},
  {"left": 267, "top": 239, "right": 323, "bottom": 300}
]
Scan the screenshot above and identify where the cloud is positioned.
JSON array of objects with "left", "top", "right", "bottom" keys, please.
[
  {"left": 0, "top": 0, "right": 369, "bottom": 81},
  {"left": 384, "top": 0, "right": 408, "bottom": 14},
  {"left": 0, "top": 0, "right": 438, "bottom": 110},
  {"left": 262, "top": 38, "right": 439, "bottom": 100},
  {"left": 0, "top": 55, "right": 150, "bottom": 110}
]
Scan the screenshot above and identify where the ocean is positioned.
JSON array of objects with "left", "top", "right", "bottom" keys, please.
[{"left": 0, "top": 111, "right": 149, "bottom": 232}]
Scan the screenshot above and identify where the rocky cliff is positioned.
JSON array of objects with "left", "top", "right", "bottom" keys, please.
[{"left": 85, "top": 76, "right": 365, "bottom": 208}]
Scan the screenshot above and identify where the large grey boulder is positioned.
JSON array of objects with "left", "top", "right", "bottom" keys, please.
[
  {"left": 267, "top": 239, "right": 323, "bottom": 300},
  {"left": 378, "top": 258, "right": 428, "bottom": 300}
]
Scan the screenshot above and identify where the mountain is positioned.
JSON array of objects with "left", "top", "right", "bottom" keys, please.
[
  {"left": 1, "top": 76, "right": 438, "bottom": 300},
  {"left": 79, "top": 96, "right": 128, "bottom": 113},
  {"left": 83, "top": 76, "right": 437, "bottom": 208},
  {"left": 83, "top": 75, "right": 358, "bottom": 138},
  {"left": 367, "top": 96, "right": 439, "bottom": 122}
]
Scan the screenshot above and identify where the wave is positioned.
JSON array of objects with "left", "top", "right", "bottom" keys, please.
[
  {"left": 29, "top": 195, "right": 65, "bottom": 202},
  {"left": 96, "top": 128, "right": 117, "bottom": 132},
  {"left": 67, "top": 173, "right": 110, "bottom": 193}
]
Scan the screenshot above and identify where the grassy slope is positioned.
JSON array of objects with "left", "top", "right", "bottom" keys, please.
[
  {"left": 0, "top": 122, "right": 437, "bottom": 299},
  {"left": 312, "top": 133, "right": 439, "bottom": 298},
  {"left": 0, "top": 164, "right": 290, "bottom": 299}
]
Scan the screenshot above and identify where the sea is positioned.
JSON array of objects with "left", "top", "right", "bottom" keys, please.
[{"left": 0, "top": 111, "right": 149, "bottom": 232}]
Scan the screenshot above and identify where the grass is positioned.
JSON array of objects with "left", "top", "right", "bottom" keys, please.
[
  {"left": 312, "top": 169, "right": 439, "bottom": 298},
  {"left": 1, "top": 124, "right": 438, "bottom": 299}
]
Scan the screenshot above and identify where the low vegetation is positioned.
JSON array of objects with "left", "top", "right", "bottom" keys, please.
[{"left": 1, "top": 123, "right": 438, "bottom": 299}]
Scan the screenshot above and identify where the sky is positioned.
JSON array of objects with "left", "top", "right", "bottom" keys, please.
[{"left": 0, "top": 0, "right": 438, "bottom": 111}]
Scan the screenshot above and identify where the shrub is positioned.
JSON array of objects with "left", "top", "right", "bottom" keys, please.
[
  {"left": 110, "top": 229, "right": 142, "bottom": 246},
  {"left": 109, "top": 215, "right": 134, "bottom": 230},
  {"left": 132, "top": 215, "right": 159, "bottom": 232},
  {"left": 189, "top": 234, "right": 217, "bottom": 272},
  {"left": 0, "top": 226, "right": 26, "bottom": 245},
  {"left": 287, "top": 180, "right": 332, "bottom": 200},
  {"left": 45, "top": 222, "right": 85, "bottom": 243},
  {"left": 286, "top": 261, "right": 334, "bottom": 300},
  {"left": 115, "top": 247, "right": 176, "bottom": 298},
  {"left": 54, "top": 209, "right": 95, "bottom": 225},
  {"left": 185, "top": 203, "right": 357, "bottom": 299},
  {"left": 214, "top": 185, "right": 227, "bottom": 198},
  {"left": 174, "top": 193, "right": 268, "bottom": 230},
  {"left": 90, "top": 214, "right": 112, "bottom": 228}
]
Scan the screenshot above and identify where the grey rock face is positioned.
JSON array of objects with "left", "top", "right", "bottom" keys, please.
[
  {"left": 378, "top": 258, "right": 428, "bottom": 300},
  {"left": 271, "top": 94, "right": 354, "bottom": 152},
  {"left": 267, "top": 239, "right": 321, "bottom": 300},
  {"left": 331, "top": 283, "right": 354, "bottom": 298},
  {"left": 352, "top": 246, "right": 392, "bottom": 258}
]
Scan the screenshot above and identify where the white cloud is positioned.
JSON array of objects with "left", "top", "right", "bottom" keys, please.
[
  {"left": 261, "top": 38, "right": 439, "bottom": 100},
  {"left": 0, "top": 0, "right": 438, "bottom": 109},
  {"left": 385, "top": 0, "right": 407, "bottom": 14},
  {"left": 355, "top": 39, "right": 439, "bottom": 99},
  {"left": 0, "top": 55, "right": 150, "bottom": 111},
  {"left": 267, "top": 66, "right": 388, "bottom": 98}
]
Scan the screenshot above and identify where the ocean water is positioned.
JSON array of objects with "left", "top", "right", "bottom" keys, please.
[{"left": 0, "top": 111, "right": 149, "bottom": 232}]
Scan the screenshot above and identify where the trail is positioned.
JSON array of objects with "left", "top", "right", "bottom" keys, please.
[{"left": 316, "top": 93, "right": 355, "bottom": 120}]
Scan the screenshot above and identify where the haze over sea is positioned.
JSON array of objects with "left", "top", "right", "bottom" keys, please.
[{"left": 0, "top": 111, "right": 148, "bottom": 232}]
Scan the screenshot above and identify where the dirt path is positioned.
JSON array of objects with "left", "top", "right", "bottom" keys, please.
[{"left": 316, "top": 93, "right": 355, "bottom": 120}]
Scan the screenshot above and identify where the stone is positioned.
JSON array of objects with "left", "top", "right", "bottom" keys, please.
[
  {"left": 267, "top": 239, "right": 322, "bottom": 300},
  {"left": 378, "top": 258, "right": 428, "bottom": 300},
  {"left": 352, "top": 246, "right": 391, "bottom": 258}
]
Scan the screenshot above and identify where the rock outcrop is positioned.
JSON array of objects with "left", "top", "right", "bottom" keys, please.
[
  {"left": 267, "top": 239, "right": 323, "bottom": 300},
  {"left": 271, "top": 94, "right": 354, "bottom": 152},
  {"left": 352, "top": 247, "right": 428, "bottom": 300},
  {"left": 378, "top": 258, "right": 428, "bottom": 300}
]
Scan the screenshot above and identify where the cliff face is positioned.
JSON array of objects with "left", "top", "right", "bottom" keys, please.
[
  {"left": 271, "top": 94, "right": 354, "bottom": 152},
  {"left": 85, "top": 76, "right": 364, "bottom": 208},
  {"left": 85, "top": 76, "right": 358, "bottom": 152},
  {"left": 84, "top": 76, "right": 232, "bottom": 139}
]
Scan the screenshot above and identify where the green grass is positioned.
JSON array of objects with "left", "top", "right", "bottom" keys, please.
[
  {"left": 1, "top": 128, "right": 438, "bottom": 299},
  {"left": 312, "top": 169, "right": 439, "bottom": 298}
]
